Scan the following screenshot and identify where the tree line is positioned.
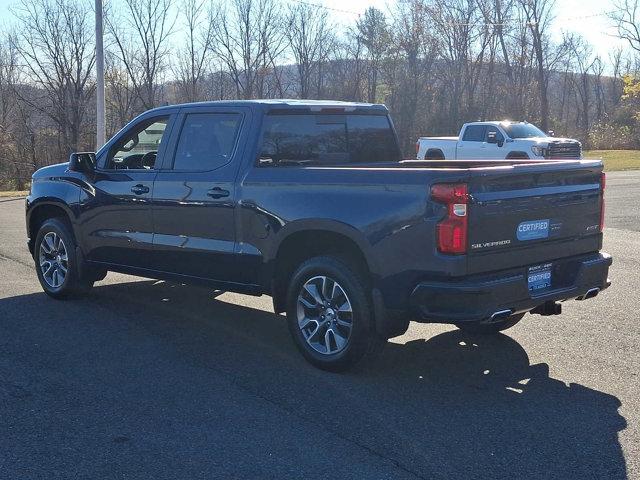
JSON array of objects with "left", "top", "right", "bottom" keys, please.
[{"left": 1, "top": 0, "right": 639, "bottom": 189}]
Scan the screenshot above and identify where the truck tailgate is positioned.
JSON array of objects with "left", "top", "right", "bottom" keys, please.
[{"left": 466, "top": 163, "right": 603, "bottom": 275}]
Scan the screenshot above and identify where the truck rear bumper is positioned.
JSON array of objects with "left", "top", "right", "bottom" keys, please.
[{"left": 409, "top": 252, "right": 611, "bottom": 323}]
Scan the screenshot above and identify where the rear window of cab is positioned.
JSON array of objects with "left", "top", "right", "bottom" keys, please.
[{"left": 257, "top": 114, "right": 401, "bottom": 166}]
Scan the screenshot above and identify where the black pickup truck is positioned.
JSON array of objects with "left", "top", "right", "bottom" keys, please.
[{"left": 26, "top": 100, "right": 611, "bottom": 371}]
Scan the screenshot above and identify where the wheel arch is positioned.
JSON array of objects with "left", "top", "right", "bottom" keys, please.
[
  {"left": 268, "top": 220, "right": 377, "bottom": 313},
  {"left": 505, "top": 151, "right": 530, "bottom": 159},
  {"left": 27, "top": 200, "right": 77, "bottom": 255},
  {"left": 425, "top": 148, "right": 445, "bottom": 160}
]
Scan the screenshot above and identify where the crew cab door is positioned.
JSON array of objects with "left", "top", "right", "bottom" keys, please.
[
  {"left": 150, "top": 106, "right": 252, "bottom": 285},
  {"left": 456, "top": 125, "right": 486, "bottom": 159},
  {"left": 80, "top": 112, "right": 177, "bottom": 268}
]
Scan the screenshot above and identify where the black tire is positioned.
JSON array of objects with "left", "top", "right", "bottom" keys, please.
[
  {"left": 286, "top": 256, "right": 383, "bottom": 372},
  {"left": 33, "top": 218, "right": 94, "bottom": 299},
  {"left": 425, "top": 149, "right": 445, "bottom": 160},
  {"left": 506, "top": 152, "right": 530, "bottom": 160},
  {"left": 455, "top": 313, "right": 525, "bottom": 334}
]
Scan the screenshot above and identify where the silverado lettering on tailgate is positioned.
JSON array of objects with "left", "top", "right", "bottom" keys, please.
[{"left": 471, "top": 239, "right": 511, "bottom": 250}]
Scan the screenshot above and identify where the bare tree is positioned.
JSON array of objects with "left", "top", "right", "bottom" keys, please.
[
  {"left": 389, "top": 0, "right": 438, "bottom": 152},
  {"left": 566, "top": 34, "right": 597, "bottom": 136},
  {"left": 174, "top": 0, "right": 215, "bottom": 103},
  {"left": 106, "top": 0, "right": 175, "bottom": 110},
  {"left": 11, "top": 0, "right": 95, "bottom": 153},
  {"left": 430, "top": 0, "right": 495, "bottom": 127},
  {"left": 285, "top": 4, "right": 334, "bottom": 99},
  {"left": 355, "top": 7, "right": 390, "bottom": 103},
  {"left": 610, "top": 0, "right": 640, "bottom": 54},
  {"left": 519, "top": 0, "right": 557, "bottom": 131},
  {"left": 210, "top": 0, "right": 285, "bottom": 99},
  {"left": 104, "top": 51, "right": 136, "bottom": 136}
]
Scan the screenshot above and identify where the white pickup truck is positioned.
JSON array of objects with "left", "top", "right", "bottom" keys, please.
[{"left": 416, "top": 121, "right": 582, "bottom": 160}]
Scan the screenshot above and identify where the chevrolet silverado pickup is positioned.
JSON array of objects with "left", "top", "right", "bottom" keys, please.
[
  {"left": 416, "top": 121, "right": 582, "bottom": 160},
  {"left": 26, "top": 100, "right": 610, "bottom": 371}
]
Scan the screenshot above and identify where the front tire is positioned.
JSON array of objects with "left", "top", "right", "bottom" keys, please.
[
  {"left": 455, "top": 313, "right": 525, "bottom": 334},
  {"left": 286, "top": 256, "right": 382, "bottom": 372},
  {"left": 34, "top": 218, "right": 94, "bottom": 299}
]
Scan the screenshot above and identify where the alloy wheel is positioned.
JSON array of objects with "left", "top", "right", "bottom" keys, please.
[
  {"left": 296, "top": 275, "right": 353, "bottom": 355},
  {"left": 38, "top": 232, "right": 68, "bottom": 289}
]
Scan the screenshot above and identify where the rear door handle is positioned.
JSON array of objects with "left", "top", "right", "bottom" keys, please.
[
  {"left": 207, "top": 187, "right": 230, "bottom": 199},
  {"left": 131, "top": 184, "right": 150, "bottom": 195}
]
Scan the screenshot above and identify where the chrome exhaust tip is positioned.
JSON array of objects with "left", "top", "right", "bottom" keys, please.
[
  {"left": 577, "top": 287, "right": 600, "bottom": 301},
  {"left": 485, "top": 309, "right": 513, "bottom": 323}
]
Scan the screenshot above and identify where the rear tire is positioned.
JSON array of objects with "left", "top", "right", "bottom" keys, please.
[
  {"left": 34, "top": 218, "right": 94, "bottom": 299},
  {"left": 455, "top": 313, "right": 525, "bottom": 334},
  {"left": 286, "top": 256, "right": 383, "bottom": 372},
  {"left": 425, "top": 149, "right": 445, "bottom": 160}
]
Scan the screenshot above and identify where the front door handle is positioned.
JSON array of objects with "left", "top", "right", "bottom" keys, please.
[
  {"left": 207, "top": 187, "right": 230, "bottom": 199},
  {"left": 131, "top": 184, "right": 150, "bottom": 195}
]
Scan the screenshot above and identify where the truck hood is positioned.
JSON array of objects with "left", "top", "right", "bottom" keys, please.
[
  {"left": 522, "top": 137, "right": 579, "bottom": 146},
  {"left": 32, "top": 162, "right": 69, "bottom": 179}
]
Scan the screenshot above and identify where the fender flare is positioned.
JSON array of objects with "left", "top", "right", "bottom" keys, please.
[
  {"left": 26, "top": 197, "right": 80, "bottom": 252},
  {"left": 266, "top": 218, "right": 380, "bottom": 276}
]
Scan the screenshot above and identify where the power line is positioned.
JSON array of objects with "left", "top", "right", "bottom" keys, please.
[
  {"left": 285, "top": 0, "right": 362, "bottom": 17},
  {"left": 284, "top": 0, "right": 624, "bottom": 28}
]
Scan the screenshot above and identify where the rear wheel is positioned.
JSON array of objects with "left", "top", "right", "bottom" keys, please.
[
  {"left": 425, "top": 149, "right": 445, "bottom": 160},
  {"left": 286, "top": 256, "right": 383, "bottom": 372},
  {"left": 455, "top": 313, "right": 525, "bottom": 334},
  {"left": 34, "top": 218, "right": 94, "bottom": 299}
]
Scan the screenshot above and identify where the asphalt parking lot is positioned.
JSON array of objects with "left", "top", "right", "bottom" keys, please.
[{"left": 1, "top": 170, "right": 638, "bottom": 479}]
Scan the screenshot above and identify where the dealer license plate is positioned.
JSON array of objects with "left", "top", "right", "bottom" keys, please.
[{"left": 528, "top": 263, "right": 552, "bottom": 292}]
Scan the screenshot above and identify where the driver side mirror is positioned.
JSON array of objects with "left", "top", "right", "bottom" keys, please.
[
  {"left": 69, "top": 152, "right": 96, "bottom": 174},
  {"left": 487, "top": 131, "right": 504, "bottom": 147}
]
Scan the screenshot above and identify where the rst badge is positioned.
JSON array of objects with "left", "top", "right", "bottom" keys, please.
[{"left": 517, "top": 219, "right": 550, "bottom": 241}]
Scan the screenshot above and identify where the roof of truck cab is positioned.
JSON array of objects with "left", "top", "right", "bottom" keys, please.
[
  {"left": 146, "top": 99, "right": 389, "bottom": 114},
  {"left": 463, "top": 120, "right": 531, "bottom": 127}
]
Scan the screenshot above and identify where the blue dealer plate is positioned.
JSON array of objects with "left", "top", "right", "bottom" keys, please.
[
  {"left": 528, "top": 263, "right": 552, "bottom": 292},
  {"left": 517, "top": 219, "right": 550, "bottom": 241}
]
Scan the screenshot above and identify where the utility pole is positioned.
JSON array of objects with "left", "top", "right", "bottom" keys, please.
[{"left": 95, "top": 0, "right": 105, "bottom": 149}]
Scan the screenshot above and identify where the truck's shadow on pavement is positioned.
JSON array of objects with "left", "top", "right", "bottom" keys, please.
[{"left": 0, "top": 279, "right": 628, "bottom": 479}]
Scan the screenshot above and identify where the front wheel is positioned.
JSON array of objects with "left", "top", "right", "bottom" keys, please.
[
  {"left": 34, "top": 218, "right": 94, "bottom": 299},
  {"left": 455, "top": 313, "right": 525, "bottom": 334},
  {"left": 286, "top": 256, "right": 383, "bottom": 372}
]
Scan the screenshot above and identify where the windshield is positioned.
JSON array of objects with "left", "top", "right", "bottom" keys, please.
[{"left": 502, "top": 123, "right": 546, "bottom": 139}]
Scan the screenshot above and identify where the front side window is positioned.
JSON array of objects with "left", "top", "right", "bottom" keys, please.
[
  {"left": 258, "top": 114, "right": 400, "bottom": 166},
  {"left": 462, "top": 125, "right": 486, "bottom": 142},
  {"left": 106, "top": 116, "right": 169, "bottom": 170},
  {"left": 173, "top": 113, "right": 242, "bottom": 171},
  {"left": 485, "top": 125, "right": 504, "bottom": 143}
]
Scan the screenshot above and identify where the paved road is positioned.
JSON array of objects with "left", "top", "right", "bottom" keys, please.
[{"left": 0, "top": 171, "right": 638, "bottom": 479}]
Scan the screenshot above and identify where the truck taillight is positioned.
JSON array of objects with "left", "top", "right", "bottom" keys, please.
[
  {"left": 600, "top": 172, "right": 606, "bottom": 232},
  {"left": 431, "top": 183, "right": 468, "bottom": 254},
  {"left": 415, "top": 141, "right": 420, "bottom": 156}
]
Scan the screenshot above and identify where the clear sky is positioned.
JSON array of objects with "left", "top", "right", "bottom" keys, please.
[{"left": 0, "top": 0, "right": 629, "bottom": 64}]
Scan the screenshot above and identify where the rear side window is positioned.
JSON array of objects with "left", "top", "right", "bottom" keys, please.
[
  {"left": 173, "top": 113, "right": 242, "bottom": 171},
  {"left": 462, "top": 125, "right": 486, "bottom": 142},
  {"left": 258, "top": 114, "right": 400, "bottom": 166},
  {"left": 348, "top": 115, "right": 400, "bottom": 163}
]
